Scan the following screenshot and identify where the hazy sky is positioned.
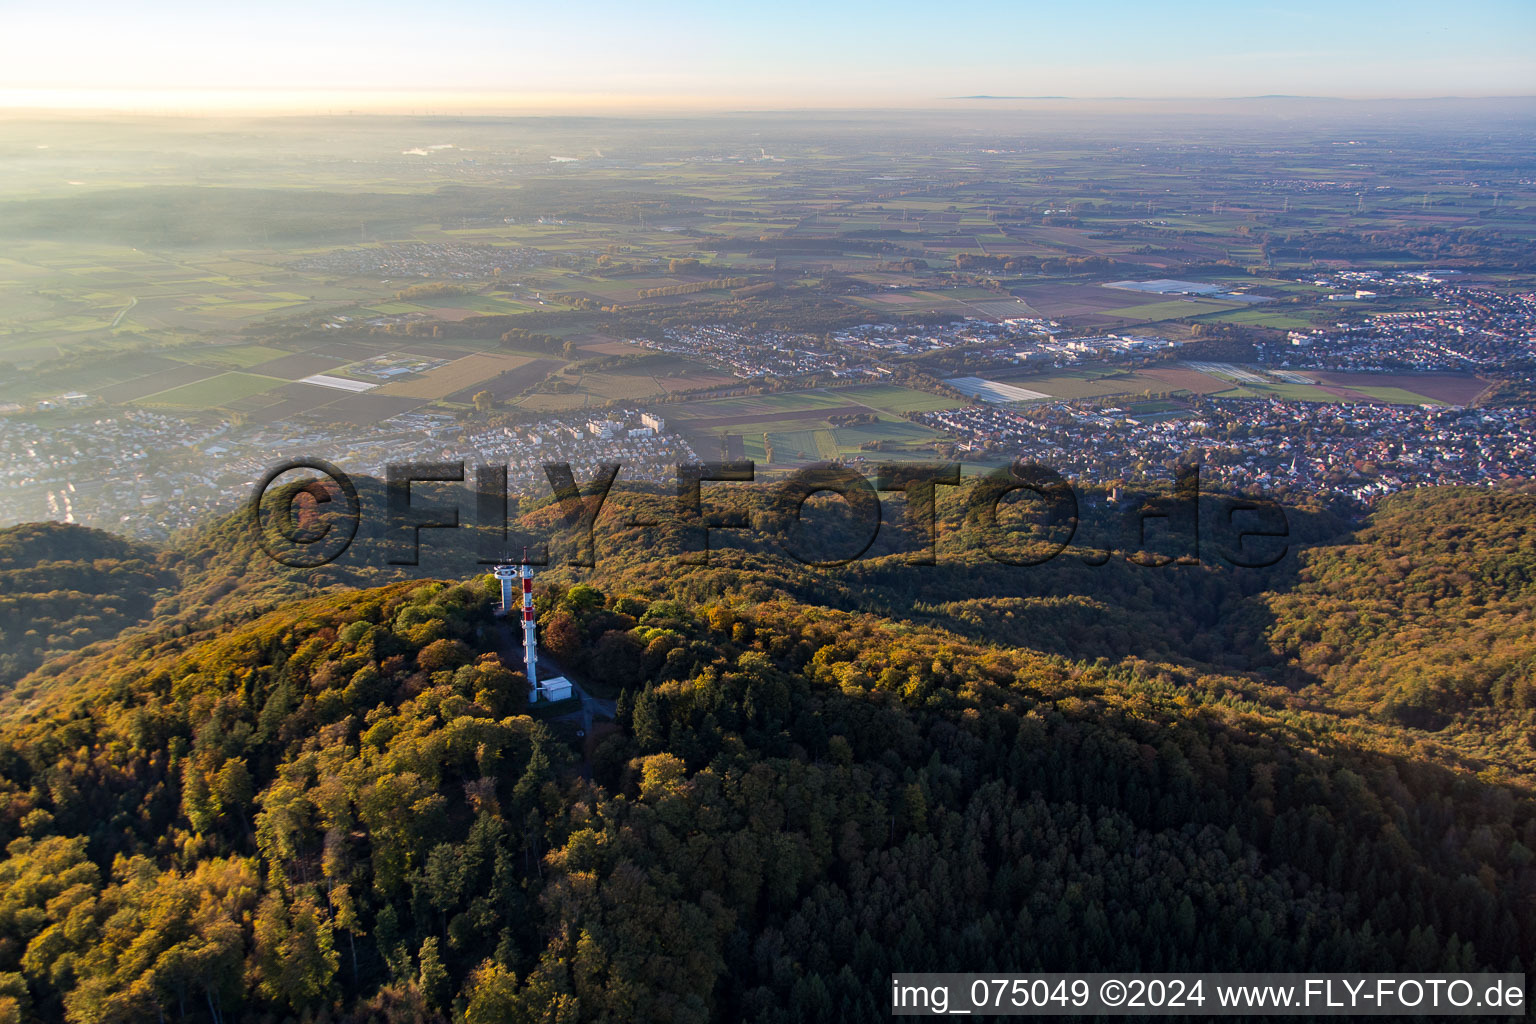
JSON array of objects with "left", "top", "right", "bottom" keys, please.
[{"left": 1, "top": 0, "right": 1533, "bottom": 109}]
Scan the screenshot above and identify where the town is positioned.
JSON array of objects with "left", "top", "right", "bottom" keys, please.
[
  {"left": 1263, "top": 273, "right": 1536, "bottom": 372},
  {"left": 3, "top": 263, "right": 1534, "bottom": 540},
  {"left": 913, "top": 397, "right": 1536, "bottom": 505},
  {"left": 0, "top": 406, "right": 696, "bottom": 539}
]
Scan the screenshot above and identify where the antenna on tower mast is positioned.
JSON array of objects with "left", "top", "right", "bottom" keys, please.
[
  {"left": 492, "top": 555, "right": 543, "bottom": 703},
  {"left": 518, "top": 552, "right": 538, "bottom": 698}
]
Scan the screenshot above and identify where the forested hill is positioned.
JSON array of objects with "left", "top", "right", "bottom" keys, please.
[
  {"left": 5, "top": 481, "right": 1533, "bottom": 774},
  {"left": 0, "top": 486, "right": 1532, "bottom": 1022},
  {"left": 0, "top": 523, "right": 174, "bottom": 686},
  {"left": 1264, "top": 487, "right": 1536, "bottom": 764}
]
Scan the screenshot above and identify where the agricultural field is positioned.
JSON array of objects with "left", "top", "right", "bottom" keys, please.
[
  {"left": 96, "top": 364, "right": 223, "bottom": 404},
  {"left": 946, "top": 377, "right": 1051, "bottom": 402},
  {"left": 0, "top": 352, "right": 188, "bottom": 402},
  {"left": 1195, "top": 307, "right": 1322, "bottom": 329},
  {"left": 486, "top": 351, "right": 726, "bottom": 409},
  {"left": 1, "top": 111, "right": 1531, "bottom": 473},
  {"left": 740, "top": 416, "right": 941, "bottom": 465},
  {"left": 375, "top": 352, "right": 548, "bottom": 400},
  {"left": 135, "top": 371, "right": 285, "bottom": 410},
  {"left": 1136, "top": 365, "right": 1246, "bottom": 396},
  {"left": 514, "top": 391, "right": 601, "bottom": 413},
  {"left": 847, "top": 289, "right": 1009, "bottom": 318},
  {"left": 1216, "top": 381, "right": 1344, "bottom": 403},
  {"left": 1304, "top": 370, "right": 1491, "bottom": 406},
  {"left": 1131, "top": 367, "right": 1492, "bottom": 407},
  {"left": 988, "top": 367, "right": 1204, "bottom": 401},
  {"left": 241, "top": 383, "right": 348, "bottom": 424},
  {"left": 828, "top": 384, "right": 962, "bottom": 415},
  {"left": 1010, "top": 282, "right": 1159, "bottom": 318},
  {"left": 661, "top": 390, "right": 861, "bottom": 426},
  {"left": 647, "top": 384, "right": 944, "bottom": 462},
  {"left": 968, "top": 360, "right": 1471, "bottom": 407},
  {"left": 448, "top": 358, "right": 564, "bottom": 404},
  {"left": 652, "top": 369, "right": 739, "bottom": 392},
  {"left": 753, "top": 429, "right": 826, "bottom": 463},
  {"left": 0, "top": 239, "right": 391, "bottom": 360},
  {"left": 191, "top": 344, "right": 298, "bottom": 369},
  {"left": 575, "top": 337, "right": 646, "bottom": 357},
  {"left": 829, "top": 417, "right": 942, "bottom": 454},
  {"left": 1099, "top": 298, "right": 1243, "bottom": 321},
  {"left": 307, "top": 394, "right": 427, "bottom": 423},
  {"left": 675, "top": 404, "right": 872, "bottom": 432},
  {"left": 559, "top": 370, "right": 668, "bottom": 402}
]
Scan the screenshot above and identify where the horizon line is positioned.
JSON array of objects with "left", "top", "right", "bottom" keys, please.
[{"left": 2, "top": 88, "right": 1535, "bottom": 118}]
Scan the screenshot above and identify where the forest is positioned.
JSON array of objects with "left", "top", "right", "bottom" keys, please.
[
  {"left": 0, "top": 523, "right": 174, "bottom": 687},
  {"left": 0, "top": 484, "right": 1531, "bottom": 1022}
]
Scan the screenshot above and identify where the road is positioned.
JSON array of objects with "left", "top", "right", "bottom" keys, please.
[{"left": 110, "top": 296, "right": 137, "bottom": 329}]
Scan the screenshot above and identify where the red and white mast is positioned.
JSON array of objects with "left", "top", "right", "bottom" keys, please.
[
  {"left": 520, "top": 559, "right": 539, "bottom": 697},
  {"left": 492, "top": 554, "right": 540, "bottom": 702}
]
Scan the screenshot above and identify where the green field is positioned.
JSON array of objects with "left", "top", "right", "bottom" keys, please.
[
  {"left": 682, "top": 387, "right": 945, "bottom": 465},
  {"left": 831, "top": 418, "right": 940, "bottom": 453},
  {"left": 756, "top": 430, "right": 821, "bottom": 463},
  {"left": 991, "top": 368, "right": 1170, "bottom": 400},
  {"left": 1199, "top": 308, "right": 1319, "bottom": 329},
  {"left": 1236, "top": 381, "right": 1346, "bottom": 402},
  {"left": 1126, "top": 399, "right": 1184, "bottom": 415},
  {"left": 193, "top": 344, "right": 296, "bottom": 368},
  {"left": 831, "top": 384, "right": 961, "bottom": 415},
  {"left": 136, "top": 372, "right": 283, "bottom": 409},
  {"left": 567, "top": 371, "right": 669, "bottom": 401},
  {"left": 1214, "top": 378, "right": 1449, "bottom": 406},
  {"left": 1102, "top": 299, "right": 1237, "bottom": 320},
  {"left": 667, "top": 390, "right": 857, "bottom": 421},
  {"left": 1338, "top": 385, "right": 1446, "bottom": 406}
]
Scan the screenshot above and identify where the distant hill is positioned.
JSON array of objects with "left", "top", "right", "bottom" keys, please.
[{"left": 0, "top": 523, "right": 175, "bottom": 685}]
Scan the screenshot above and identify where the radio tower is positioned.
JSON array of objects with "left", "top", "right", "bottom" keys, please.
[
  {"left": 519, "top": 560, "right": 539, "bottom": 698},
  {"left": 492, "top": 554, "right": 542, "bottom": 702}
]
